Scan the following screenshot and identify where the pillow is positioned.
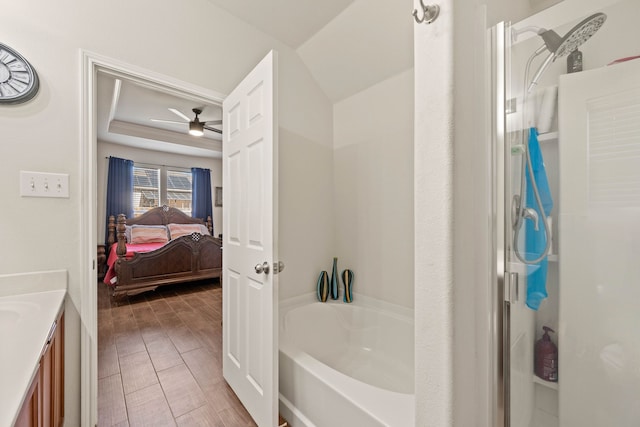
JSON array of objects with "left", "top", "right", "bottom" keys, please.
[
  {"left": 125, "top": 224, "right": 168, "bottom": 242},
  {"left": 130, "top": 225, "right": 169, "bottom": 244},
  {"left": 124, "top": 225, "right": 169, "bottom": 243},
  {"left": 168, "top": 223, "right": 209, "bottom": 240}
]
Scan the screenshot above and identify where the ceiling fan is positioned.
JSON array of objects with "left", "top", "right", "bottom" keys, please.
[{"left": 151, "top": 107, "right": 222, "bottom": 137}]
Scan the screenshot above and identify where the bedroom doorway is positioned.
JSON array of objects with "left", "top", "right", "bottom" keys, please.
[{"left": 82, "top": 52, "right": 229, "bottom": 426}]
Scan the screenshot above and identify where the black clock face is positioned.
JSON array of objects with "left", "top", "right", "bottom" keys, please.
[{"left": 0, "top": 43, "right": 39, "bottom": 104}]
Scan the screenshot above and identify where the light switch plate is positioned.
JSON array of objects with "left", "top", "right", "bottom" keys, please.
[{"left": 20, "top": 171, "right": 70, "bottom": 198}]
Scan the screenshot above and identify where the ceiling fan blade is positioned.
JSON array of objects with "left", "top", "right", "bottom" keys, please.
[
  {"left": 203, "top": 125, "right": 223, "bottom": 134},
  {"left": 168, "top": 108, "right": 191, "bottom": 122},
  {"left": 150, "top": 118, "right": 187, "bottom": 125},
  {"left": 203, "top": 119, "right": 223, "bottom": 126}
]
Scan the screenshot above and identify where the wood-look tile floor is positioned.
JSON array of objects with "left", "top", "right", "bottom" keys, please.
[{"left": 98, "top": 279, "right": 257, "bottom": 427}]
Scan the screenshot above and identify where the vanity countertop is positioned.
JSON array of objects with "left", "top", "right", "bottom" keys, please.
[{"left": 0, "top": 270, "right": 67, "bottom": 427}]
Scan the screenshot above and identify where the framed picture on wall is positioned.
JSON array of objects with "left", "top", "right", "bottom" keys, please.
[{"left": 215, "top": 187, "right": 223, "bottom": 207}]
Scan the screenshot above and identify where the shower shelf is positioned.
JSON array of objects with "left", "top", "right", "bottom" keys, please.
[
  {"left": 533, "top": 374, "right": 559, "bottom": 390},
  {"left": 538, "top": 131, "right": 558, "bottom": 142}
]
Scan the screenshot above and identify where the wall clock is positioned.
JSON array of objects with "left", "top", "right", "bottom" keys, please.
[{"left": 0, "top": 43, "right": 39, "bottom": 104}]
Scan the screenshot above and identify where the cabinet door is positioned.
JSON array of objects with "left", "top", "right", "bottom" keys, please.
[
  {"left": 14, "top": 373, "right": 40, "bottom": 427},
  {"left": 15, "top": 309, "right": 64, "bottom": 427},
  {"left": 41, "top": 310, "right": 64, "bottom": 427},
  {"left": 53, "top": 312, "right": 64, "bottom": 427},
  {"left": 40, "top": 335, "right": 53, "bottom": 426}
]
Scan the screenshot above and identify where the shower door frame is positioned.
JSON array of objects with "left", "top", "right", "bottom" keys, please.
[{"left": 490, "top": 20, "right": 511, "bottom": 427}]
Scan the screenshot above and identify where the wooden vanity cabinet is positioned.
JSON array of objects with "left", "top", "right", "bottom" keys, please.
[{"left": 14, "top": 309, "right": 64, "bottom": 427}]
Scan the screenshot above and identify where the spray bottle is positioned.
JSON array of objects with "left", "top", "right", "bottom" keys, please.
[{"left": 535, "top": 326, "right": 558, "bottom": 382}]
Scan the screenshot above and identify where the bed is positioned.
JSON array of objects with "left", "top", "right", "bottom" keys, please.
[{"left": 104, "top": 205, "right": 222, "bottom": 298}]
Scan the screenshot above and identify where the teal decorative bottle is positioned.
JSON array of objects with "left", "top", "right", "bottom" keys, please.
[
  {"left": 330, "top": 257, "right": 339, "bottom": 300},
  {"left": 342, "top": 269, "right": 354, "bottom": 303},
  {"left": 316, "top": 271, "right": 329, "bottom": 302}
]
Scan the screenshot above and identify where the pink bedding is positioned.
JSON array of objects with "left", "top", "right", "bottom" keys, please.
[{"left": 103, "top": 242, "right": 166, "bottom": 285}]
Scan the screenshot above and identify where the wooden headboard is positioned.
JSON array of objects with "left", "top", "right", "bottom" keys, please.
[
  {"left": 127, "top": 205, "right": 205, "bottom": 227},
  {"left": 107, "top": 205, "right": 213, "bottom": 246}
]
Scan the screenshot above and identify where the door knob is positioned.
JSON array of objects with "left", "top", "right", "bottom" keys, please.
[{"left": 254, "top": 262, "right": 270, "bottom": 274}]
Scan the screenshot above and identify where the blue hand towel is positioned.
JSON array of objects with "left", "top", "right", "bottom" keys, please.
[{"left": 525, "top": 128, "right": 553, "bottom": 310}]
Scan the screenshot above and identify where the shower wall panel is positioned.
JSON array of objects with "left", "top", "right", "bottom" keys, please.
[
  {"left": 558, "top": 55, "right": 640, "bottom": 427},
  {"left": 333, "top": 70, "right": 414, "bottom": 309}
]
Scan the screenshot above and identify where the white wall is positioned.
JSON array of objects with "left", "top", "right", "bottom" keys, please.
[
  {"left": 486, "top": 0, "right": 562, "bottom": 26},
  {"left": 333, "top": 69, "right": 414, "bottom": 308},
  {"left": 0, "top": 0, "right": 332, "bottom": 424},
  {"left": 296, "top": 0, "right": 414, "bottom": 103},
  {"left": 96, "top": 142, "right": 223, "bottom": 243},
  {"left": 413, "top": 1, "right": 454, "bottom": 425},
  {"left": 278, "top": 129, "right": 335, "bottom": 301},
  {"left": 451, "top": 3, "right": 493, "bottom": 425}
]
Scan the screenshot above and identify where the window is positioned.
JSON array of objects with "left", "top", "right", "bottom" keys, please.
[
  {"left": 166, "top": 170, "right": 192, "bottom": 214},
  {"left": 133, "top": 164, "right": 192, "bottom": 216},
  {"left": 133, "top": 166, "right": 160, "bottom": 216}
]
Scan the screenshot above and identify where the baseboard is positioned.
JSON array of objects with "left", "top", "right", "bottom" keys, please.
[{"left": 279, "top": 394, "right": 316, "bottom": 427}]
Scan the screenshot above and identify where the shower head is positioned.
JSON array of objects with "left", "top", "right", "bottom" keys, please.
[
  {"left": 540, "top": 13, "right": 607, "bottom": 57},
  {"left": 527, "top": 12, "right": 607, "bottom": 92}
]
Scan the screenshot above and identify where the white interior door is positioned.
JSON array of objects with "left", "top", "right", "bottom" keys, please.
[
  {"left": 222, "top": 50, "right": 278, "bottom": 427},
  {"left": 558, "top": 58, "right": 640, "bottom": 427}
]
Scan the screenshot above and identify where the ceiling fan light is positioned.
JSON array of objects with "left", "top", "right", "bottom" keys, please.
[{"left": 189, "top": 121, "right": 204, "bottom": 137}]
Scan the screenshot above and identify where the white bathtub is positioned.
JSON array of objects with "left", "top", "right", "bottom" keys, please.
[{"left": 279, "top": 295, "right": 415, "bottom": 427}]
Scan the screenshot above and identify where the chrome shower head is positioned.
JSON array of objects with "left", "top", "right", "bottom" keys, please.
[{"left": 528, "top": 12, "right": 607, "bottom": 92}]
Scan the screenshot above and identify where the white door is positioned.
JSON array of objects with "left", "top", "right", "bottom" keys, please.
[
  {"left": 222, "top": 50, "right": 279, "bottom": 427},
  {"left": 558, "top": 57, "right": 640, "bottom": 427}
]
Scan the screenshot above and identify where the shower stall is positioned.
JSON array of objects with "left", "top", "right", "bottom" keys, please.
[{"left": 491, "top": 0, "right": 640, "bottom": 426}]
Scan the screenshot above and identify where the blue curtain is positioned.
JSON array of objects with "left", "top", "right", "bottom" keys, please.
[
  {"left": 105, "top": 157, "right": 134, "bottom": 245},
  {"left": 191, "top": 167, "right": 213, "bottom": 226}
]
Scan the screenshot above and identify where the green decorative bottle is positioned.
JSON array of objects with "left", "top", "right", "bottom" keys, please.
[{"left": 330, "top": 257, "right": 339, "bottom": 300}]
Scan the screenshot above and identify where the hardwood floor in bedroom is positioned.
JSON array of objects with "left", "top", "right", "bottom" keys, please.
[{"left": 97, "top": 279, "right": 257, "bottom": 427}]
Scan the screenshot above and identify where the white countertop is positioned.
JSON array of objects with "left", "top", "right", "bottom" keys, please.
[{"left": 0, "top": 271, "right": 66, "bottom": 427}]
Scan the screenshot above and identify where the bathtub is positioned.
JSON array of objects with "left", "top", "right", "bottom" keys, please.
[{"left": 279, "top": 294, "right": 415, "bottom": 427}]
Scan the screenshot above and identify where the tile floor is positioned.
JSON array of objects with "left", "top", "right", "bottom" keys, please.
[{"left": 97, "top": 279, "right": 257, "bottom": 427}]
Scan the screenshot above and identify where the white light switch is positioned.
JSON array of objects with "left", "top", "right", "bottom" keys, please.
[{"left": 20, "top": 171, "right": 70, "bottom": 198}]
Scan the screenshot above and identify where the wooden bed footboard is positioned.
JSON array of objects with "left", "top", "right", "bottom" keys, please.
[
  {"left": 112, "top": 233, "right": 222, "bottom": 297},
  {"left": 106, "top": 205, "right": 222, "bottom": 298}
]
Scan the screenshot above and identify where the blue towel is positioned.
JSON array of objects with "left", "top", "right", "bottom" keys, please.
[{"left": 525, "top": 128, "right": 553, "bottom": 310}]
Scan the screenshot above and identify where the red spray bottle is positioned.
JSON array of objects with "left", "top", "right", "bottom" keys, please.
[{"left": 535, "top": 326, "right": 558, "bottom": 382}]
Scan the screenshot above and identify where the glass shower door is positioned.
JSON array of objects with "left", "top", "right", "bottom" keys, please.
[
  {"left": 507, "top": 17, "right": 559, "bottom": 427},
  {"left": 495, "top": 1, "right": 640, "bottom": 426},
  {"left": 492, "top": 20, "right": 540, "bottom": 427}
]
